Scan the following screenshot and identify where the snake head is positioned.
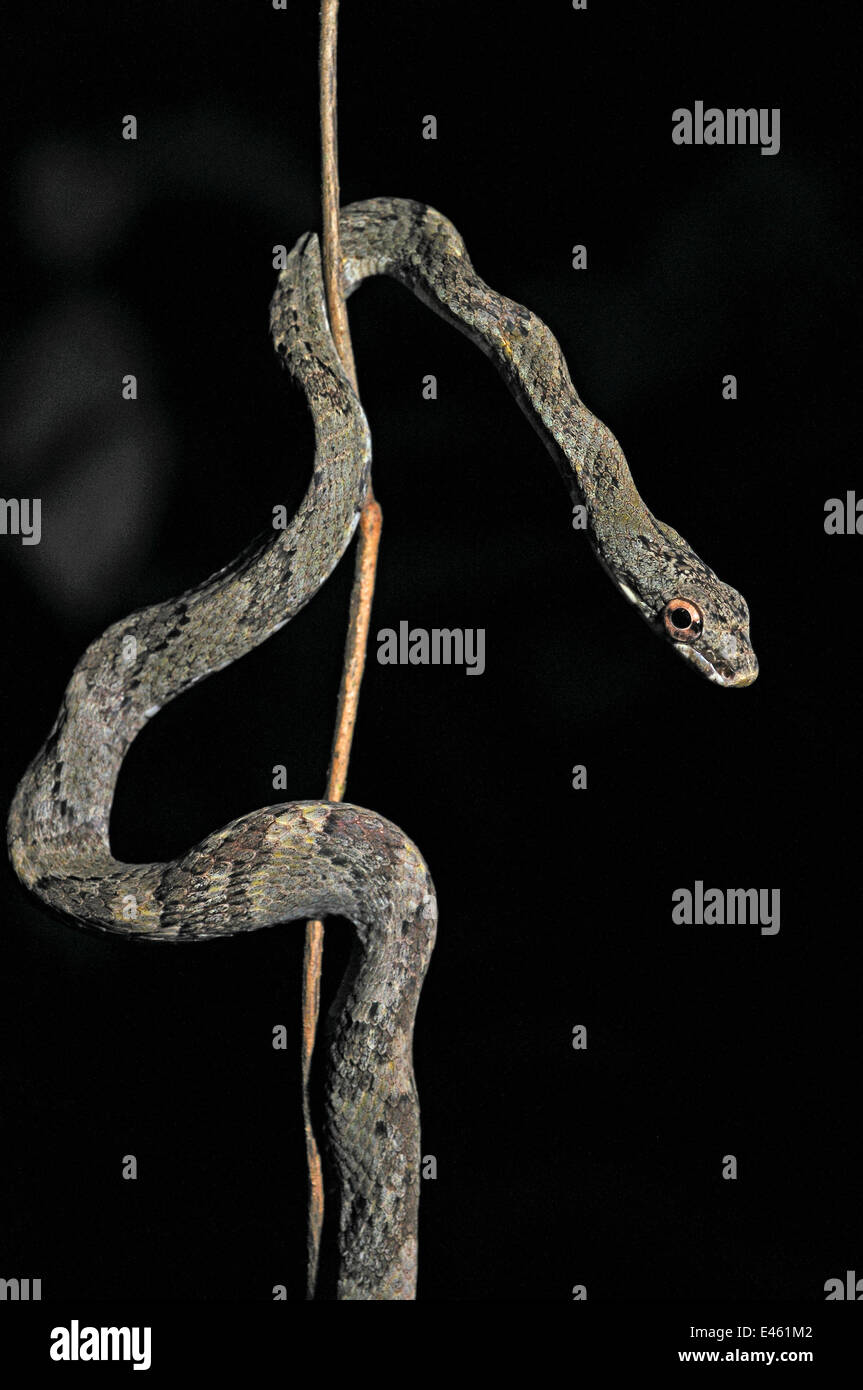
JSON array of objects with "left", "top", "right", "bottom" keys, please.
[
  {"left": 606, "top": 517, "right": 759, "bottom": 688},
  {"left": 657, "top": 584, "right": 758, "bottom": 687},
  {"left": 650, "top": 519, "right": 758, "bottom": 687}
]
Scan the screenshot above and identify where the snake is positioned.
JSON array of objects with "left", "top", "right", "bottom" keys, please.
[{"left": 7, "top": 196, "right": 758, "bottom": 1302}]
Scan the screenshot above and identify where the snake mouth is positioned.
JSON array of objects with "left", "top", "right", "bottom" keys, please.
[{"left": 679, "top": 644, "right": 759, "bottom": 688}]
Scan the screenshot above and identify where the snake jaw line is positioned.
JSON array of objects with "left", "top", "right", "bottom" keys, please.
[{"left": 676, "top": 641, "right": 759, "bottom": 688}]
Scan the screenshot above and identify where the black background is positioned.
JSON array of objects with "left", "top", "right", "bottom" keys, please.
[{"left": 1, "top": 0, "right": 860, "bottom": 1306}]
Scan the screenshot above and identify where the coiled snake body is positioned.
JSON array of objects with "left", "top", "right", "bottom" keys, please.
[{"left": 7, "top": 198, "right": 757, "bottom": 1301}]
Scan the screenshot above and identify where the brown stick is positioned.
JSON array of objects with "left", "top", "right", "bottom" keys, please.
[
  {"left": 303, "top": 0, "right": 382, "bottom": 1300},
  {"left": 319, "top": 0, "right": 358, "bottom": 396}
]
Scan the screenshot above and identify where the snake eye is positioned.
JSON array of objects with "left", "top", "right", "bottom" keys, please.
[{"left": 663, "top": 598, "right": 703, "bottom": 642}]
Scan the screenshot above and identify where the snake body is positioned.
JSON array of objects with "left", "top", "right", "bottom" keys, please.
[{"left": 7, "top": 197, "right": 757, "bottom": 1301}]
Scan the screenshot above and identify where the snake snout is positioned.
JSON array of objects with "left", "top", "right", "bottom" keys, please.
[
  {"left": 706, "top": 640, "right": 759, "bottom": 688},
  {"left": 725, "top": 656, "right": 759, "bottom": 688},
  {"left": 712, "top": 625, "right": 759, "bottom": 688}
]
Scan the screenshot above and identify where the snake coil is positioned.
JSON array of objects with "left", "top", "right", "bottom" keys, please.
[{"left": 8, "top": 197, "right": 756, "bottom": 1300}]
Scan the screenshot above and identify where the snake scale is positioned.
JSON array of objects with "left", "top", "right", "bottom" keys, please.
[{"left": 7, "top": 197, "right": 757, "bottom": 1301}]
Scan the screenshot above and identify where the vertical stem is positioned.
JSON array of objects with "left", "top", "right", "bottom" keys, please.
[
  {"left": 303, "top": 0, "right": 382, "bottom": 1300},
  {"left": 319, "top": 0, "right": 358, "bottom": 396}
]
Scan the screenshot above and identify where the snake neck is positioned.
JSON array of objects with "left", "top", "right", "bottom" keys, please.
[
  {"left": 334, "top": 198, "right": 756, "bottom": 686},
  {"left": 336, "top": 199, "right": 653, "bottom": 549}
]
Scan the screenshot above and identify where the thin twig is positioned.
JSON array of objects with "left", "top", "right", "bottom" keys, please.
[
  {"left": 303, "top": 0, "right": 383, "bottom": 1300},
  {"left": 319, "top": 0, "right": 358, "bottom": 395}
]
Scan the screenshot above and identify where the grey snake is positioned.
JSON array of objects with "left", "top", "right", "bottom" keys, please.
[{"left": 7, "top": 197, "right": 757, "bottom": 1300}]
